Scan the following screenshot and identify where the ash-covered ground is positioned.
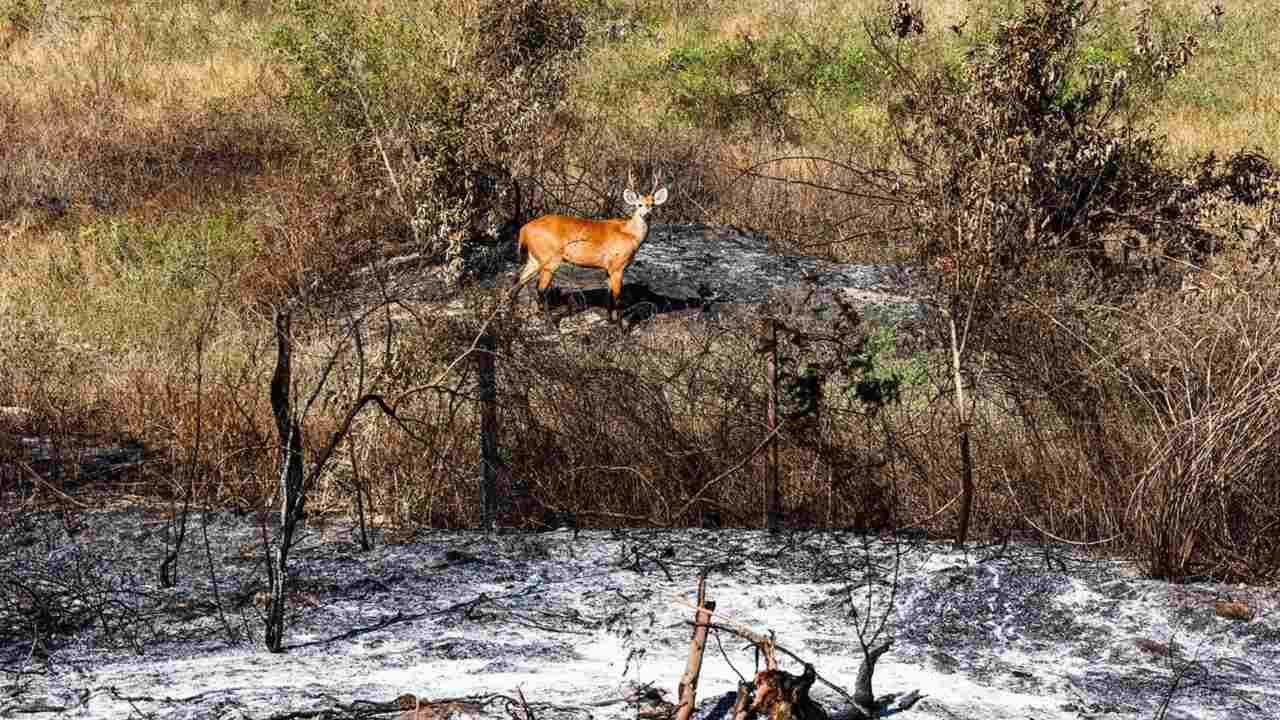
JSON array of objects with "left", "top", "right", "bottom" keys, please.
[{"left": 1, "top": 508, "right": 1276, "bottom": 720}]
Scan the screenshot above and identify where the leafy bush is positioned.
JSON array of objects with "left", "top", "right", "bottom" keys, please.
[
  {"left": 266, "top": 1, "right": 393, "bottom": 143},
  {"left": 2, "top": 0, "right": 45, "bottom": 35}
]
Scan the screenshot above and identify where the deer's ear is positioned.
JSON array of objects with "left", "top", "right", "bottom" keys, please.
[
  {"left": 653, "top": 187, "right": 669, "bottom": 205},
  {"left": 623, "top": 189, "right": 640, "bottom": 206}
]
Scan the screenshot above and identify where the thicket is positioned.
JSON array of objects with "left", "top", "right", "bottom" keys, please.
[{"left": 870, "top": 0, "right": 1279, "bottom": 577}]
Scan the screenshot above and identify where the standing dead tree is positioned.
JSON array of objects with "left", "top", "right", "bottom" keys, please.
[{"left": 264, "top": 302, "right": 397, "bottom": 651}]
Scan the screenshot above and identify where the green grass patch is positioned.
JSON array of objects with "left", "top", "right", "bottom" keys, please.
[
  {"left": 87, "top": 213, "right": 253, "bottom": 292},
  {"left": 20, "top": 211, "right": 259, "bottom": 351},
  {"left": 1160, "top": 13, "right": 1270, "bottom": 114},
  {"left": 660, "top": 29, "right": 891, "bottom": 133}
]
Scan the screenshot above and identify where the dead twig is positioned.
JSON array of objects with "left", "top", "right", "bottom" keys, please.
[{"left": 515, "top": 686, "right": 536, "bottom": 720}]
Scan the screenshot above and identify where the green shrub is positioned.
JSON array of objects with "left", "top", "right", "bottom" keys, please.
[
  {"left": 265, "top": 1, "right": 404, "bottom": 144},
  {"left": 3, "top": 0, "right": 45, "bottom": 32},
  {"left": 811, "top": 35, "right": 879, "bottom": 104}
]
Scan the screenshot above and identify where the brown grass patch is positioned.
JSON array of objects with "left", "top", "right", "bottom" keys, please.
[{"left": 1160, "top": 85, "right": 1280, "bottom": 158}]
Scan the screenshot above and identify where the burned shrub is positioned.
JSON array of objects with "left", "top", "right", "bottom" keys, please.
[
  {"left": 864, "top": 0, "right": 1280, "bottom": 557},
  {"left": 887, "top": 0, "right": 1213, "bottom": 281}
]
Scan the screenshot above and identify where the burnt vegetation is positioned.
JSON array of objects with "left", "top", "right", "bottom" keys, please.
[{"left": 3, "top": 0, "right": 1279, "bottom": 661}]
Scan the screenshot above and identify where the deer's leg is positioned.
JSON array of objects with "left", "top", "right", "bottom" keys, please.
[
  {"left": 513, "top": 255, "right": 542, "bottom": 305},
  {"left": 607, "top": 270, "right": 624, "bottom": 323},
  {"left": 536, "top": 265, "right": 559, "bottom": 317}
]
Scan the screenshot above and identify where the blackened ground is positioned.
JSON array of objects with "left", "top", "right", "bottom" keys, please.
[{"left": 0, "top": 509, "right": 1275, "bottom": 720}]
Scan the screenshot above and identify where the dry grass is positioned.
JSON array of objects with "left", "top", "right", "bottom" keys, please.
[
  {"left": 1160, "top": 78, "right": 1280, "bottom": 157},
  {"left": 0, "top": 1, "right": 284, "bottom": 216}
]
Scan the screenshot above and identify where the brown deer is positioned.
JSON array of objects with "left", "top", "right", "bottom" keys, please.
[{"left": 512, "top": 175, "right": 669, "bottom": 323}]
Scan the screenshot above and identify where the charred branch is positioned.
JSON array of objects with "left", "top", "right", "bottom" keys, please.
[{"left": 693, "top": 619, "right": 925, "bottom": 720}]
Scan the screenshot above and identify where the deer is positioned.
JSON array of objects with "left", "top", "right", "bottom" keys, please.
[{"left": 512, "top": 174, "right": 669, "bottom": 324}]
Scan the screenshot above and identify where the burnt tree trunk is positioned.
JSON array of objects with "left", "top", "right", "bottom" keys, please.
[
  {"left": 764, "top": 318, "right": 782, "bottom": 533},
  {"left": 266, "top": 306, "right": 305, "bottom": 653},
  {"left": 949, "top": 312, "right": 975, "bottom": 550},
  {"left": 478, "top": 330, "right": 498, "bottom": 530},
  {"left": 751, "top": 664, "right": 828, "bottom": 720}
]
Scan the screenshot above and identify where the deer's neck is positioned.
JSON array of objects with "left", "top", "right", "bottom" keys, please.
[{"left": 624, "top": 209, "right": 650, "bottom": 243}]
